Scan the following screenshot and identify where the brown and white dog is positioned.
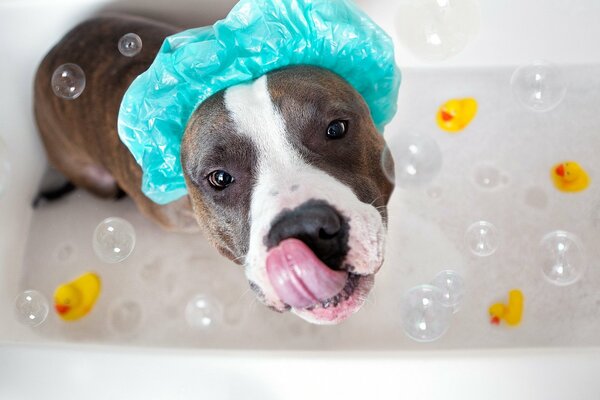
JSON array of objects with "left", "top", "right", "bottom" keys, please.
[{"left": 34, "top": 15, "right": 394, "bottom": 324}]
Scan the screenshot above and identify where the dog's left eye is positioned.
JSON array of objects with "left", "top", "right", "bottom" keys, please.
[
  {"left": 326, "top": 120, "right": 348, "bottom": 139},
  {"left": 207, "top": 170, "right": 235, "bottom": 190}
]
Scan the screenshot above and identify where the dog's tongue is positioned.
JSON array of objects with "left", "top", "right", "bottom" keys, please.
[{"left": 266, "top": 238, "right": 348, "bottom": 309}]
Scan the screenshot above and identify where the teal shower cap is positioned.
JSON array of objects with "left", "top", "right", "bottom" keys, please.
[{"left": 118, "top": 0, "right": 401, "bottom": 204}]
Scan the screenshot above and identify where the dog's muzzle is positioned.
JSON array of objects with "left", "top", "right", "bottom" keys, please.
[{"left": 264, "top": 200, "right": 352, "bottom": 309}]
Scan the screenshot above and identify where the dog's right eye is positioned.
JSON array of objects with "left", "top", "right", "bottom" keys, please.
[
  {"left": 206, "top": 170, "right": 235, "bottom": 190},
  {"left": 326, "top": 120, "right": 348, "bottom": 139}
]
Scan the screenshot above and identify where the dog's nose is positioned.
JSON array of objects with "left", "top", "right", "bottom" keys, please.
[{"left": 266, "top": 200, "right": 349, "bottom": 270}]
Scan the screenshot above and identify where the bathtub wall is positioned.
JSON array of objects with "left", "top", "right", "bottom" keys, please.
[{"left": 1, "top": 0, "right": 600, "bottom": 343}]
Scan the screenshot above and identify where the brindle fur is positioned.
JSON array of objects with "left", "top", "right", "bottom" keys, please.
[{"left": 34, "top": 15, "right": 197, "bottom": 232}]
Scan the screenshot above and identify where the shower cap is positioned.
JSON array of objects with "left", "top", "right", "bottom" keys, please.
[{"left": 118, "top": 0, "right": 401, "bottom": 204}]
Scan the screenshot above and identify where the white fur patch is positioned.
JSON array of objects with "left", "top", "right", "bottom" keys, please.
[{"left": 224, "top": 76, "right": 385, "bottom": 317}]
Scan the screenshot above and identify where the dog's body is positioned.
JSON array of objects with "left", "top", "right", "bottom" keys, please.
[
  {"left": 35, "top": 16, "right": 197, "bottom": 231},
  {"left": 35, "top": 15, "right": 394, "bottom": 324}
]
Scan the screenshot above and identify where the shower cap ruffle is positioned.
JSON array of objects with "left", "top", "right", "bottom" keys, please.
[{"left": 118, "top": 0, "right": 401, "bottom": 204}]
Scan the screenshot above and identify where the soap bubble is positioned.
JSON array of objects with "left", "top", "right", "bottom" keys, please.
[
  {"left": 51, "top": 63, "right": 86, "bottom": 100},
  {"left": 108, "top": 300, "right": 143, "bottom": 335},
  {"left": 0, "top": 137, "right": 10, "bottom": 197},
  {"left": 185, "top": 294, "right": 222, "bottom": 330},
  {"left": 118, "top": 33, "right": 143, "bottom": 57},
  {"left": 15, "top": 290, "right": 49, "bottom": 327},
  {"left": 430, "top": 270, "right": 465, "bottom": 311},
  {"left": 473, "top": 165, "right": 502, "bottom": 189},
  {"left": 93, "top": 217, "right": 136, "bottom": 263},
  {"left": 55, "top": 243, "right": 76, "bottom": 263},
  {"left": 465, "top": 220, "right": 499, "bottom": 256},
  {"left": 382, "top": 132, "right": 442, "bottom": 188},
  {"left": 539, "top": 231, "right": 585, "bottom": 286},
  {"left": 427, "top": 186, "right": 442, "bottom": 199},
  {"left": 400, "top": 284, "right": 452, "bottom": 342},
  {"left": 511, "top": 61, "right": 567, "bottom": 112},
  {"left": 395, "top": 0, "right": 480, "bottom": 62}
]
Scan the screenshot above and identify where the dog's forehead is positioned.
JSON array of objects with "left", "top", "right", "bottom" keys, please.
[
  {"left": 183, "top": 91, "right": 256, "bottom": 177},
  {"left": 185, "top": 66, "right": 367, "bottom": 160},
  {"left": 266, "top": 66, "right": 364, "bottom": 106}
]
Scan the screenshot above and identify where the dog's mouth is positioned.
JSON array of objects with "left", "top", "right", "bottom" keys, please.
[{"left": 265, "top": 237, "right": 374, "bottom": 323}]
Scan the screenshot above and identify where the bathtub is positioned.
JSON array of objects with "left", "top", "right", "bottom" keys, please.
[{"left": 1, "top": 0, "right": 600, "bottom": 398}]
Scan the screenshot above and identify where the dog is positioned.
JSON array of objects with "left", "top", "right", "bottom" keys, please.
[{"left": 34, "top": 15, "right": 394, "bottom": 324}]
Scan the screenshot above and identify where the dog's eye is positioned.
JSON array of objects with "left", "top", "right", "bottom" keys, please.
[
  {"left": 326, "top": 120, "right": 348, "bottom": 139},
  {"left": 207, "top": 170, "right": 235, "bottom": 190}
]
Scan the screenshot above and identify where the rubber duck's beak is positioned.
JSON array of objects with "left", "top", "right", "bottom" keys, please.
[
  {"left": 490, "top": 316, "right": 500, "bottom": 325},
  {"left": 55, "top": 304, "right": 70, "bottom": 315},
  {"left": 555, "top": 164, "right": 565, "bottom": 177},
  {"left": 440, "top": 110, "right": 453, "bottom": 122}
]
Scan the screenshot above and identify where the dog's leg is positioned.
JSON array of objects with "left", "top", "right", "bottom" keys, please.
[
  {"left": 35, "top": 120, "right": 120, "bottom": 199},
  {"left": 32, "top": 182, "right": 76, "bottom": 207}
]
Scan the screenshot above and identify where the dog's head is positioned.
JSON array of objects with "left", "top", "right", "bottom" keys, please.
[{"left": 181, "top": 66, "right": 394, "bottom": 324}]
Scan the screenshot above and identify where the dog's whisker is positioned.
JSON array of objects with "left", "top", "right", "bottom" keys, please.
[
  {"left": 368, "top": 194, "right": 386, "bottom": 207},
  {"left": 236, "top": 286, "right": 255, "bottom": 304},
  {"left": 220, "top": 243, "right": 246, "bottom": 264}
]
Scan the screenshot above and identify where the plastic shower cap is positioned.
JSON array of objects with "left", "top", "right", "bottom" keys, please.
[{"left": 118, "top": 0, "right": 401, "bottom": 204}]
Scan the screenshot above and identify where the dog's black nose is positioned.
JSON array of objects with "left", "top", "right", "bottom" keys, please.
[{"left": 266, "top": 200, "right": 349, "bottom": 270}]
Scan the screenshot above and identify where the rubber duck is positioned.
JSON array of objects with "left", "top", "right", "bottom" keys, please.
[
  {"left": 436, "top": 98, "right": 478, "bottom": 132},
  {"left": 489, "top": 289, "right": 524, "bottom": 326},
  {"left": 551, "top": 161, "right": 590, "bottom": 193},
  {"left": 54, "top": 272, "right": 101, "bottom": 321}
]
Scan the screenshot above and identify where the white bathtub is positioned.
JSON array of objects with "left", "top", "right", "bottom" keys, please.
[{"left": 1, "top": 0, "right": 600, "bottom": 398}]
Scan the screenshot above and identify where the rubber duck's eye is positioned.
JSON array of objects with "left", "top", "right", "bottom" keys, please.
[
  {"left": 326, "top": 120, "right": 348, "bottom": 139},
  {"left": 64, "top": 299, "right": 70, "bottom": 305},
  {"left": 207, "top": 170, "right": 234, "bottom": 190}
]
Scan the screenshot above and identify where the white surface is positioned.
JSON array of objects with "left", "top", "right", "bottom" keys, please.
[
  {"left": 17, "top": 66, "right": 600, "bottom": 350},
  {"left": 1, "top": 0, "right": 600, "bottom": 398},
  {"left": 1, "top": 345, "right": 600, "bottom": 400}
]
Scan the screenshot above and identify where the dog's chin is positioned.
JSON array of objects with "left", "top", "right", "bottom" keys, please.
[{"left": 289, "top": 273, "right": 375, "bottom": 325}]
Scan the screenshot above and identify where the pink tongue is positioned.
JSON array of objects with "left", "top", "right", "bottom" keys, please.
[{"left": 266, "top": 238, "right": 348, "bottom": 309}]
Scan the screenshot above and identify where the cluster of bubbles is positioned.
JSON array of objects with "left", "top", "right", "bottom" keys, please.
[
  {"left": 16, "top": 212, "right": 232, "bottom": 333},
  {"left": 393, "top": 0, "right": 568, "bottom": 113},
  {"left": 50, "top": 33, "right": 143, "bottom": 101},
  {"left": 400, "top": 270, "right": 465, "bottom": 342},
  {"left": 401, "top": 223, "right": 584, "bottom": 342}
]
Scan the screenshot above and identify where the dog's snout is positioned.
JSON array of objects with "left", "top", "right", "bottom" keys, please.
[{"left": 266, "top": 200, "right": 349, "bottom": 270}]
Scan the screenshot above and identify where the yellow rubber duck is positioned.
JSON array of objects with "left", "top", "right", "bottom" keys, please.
[
  {"left": 489, "top": 289, "right": 524, "bottom": 327},
  {"left": 436, "top": 98, "right": 478, "bottom": 132},
  {"left": 54, "top": 272, "right": 101, "bottom": 321},
  {"left": 551, "top": 161, "right": 590, "bottom": 193}
]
